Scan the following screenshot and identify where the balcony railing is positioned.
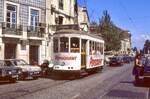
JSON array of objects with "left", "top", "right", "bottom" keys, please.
[
  {"left": 1, "top": 22, "right": 23, "bottom": 35},
  {"left": 27, "top": 24, "right": 46, "bottom": 38}
]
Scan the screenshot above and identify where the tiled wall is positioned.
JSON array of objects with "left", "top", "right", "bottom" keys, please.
[
  {"left": 0, "top": 0, "right": 46, "bottom": 26},
  {"left": 0, "top": 0, "right": 4, "bottom": 22}
]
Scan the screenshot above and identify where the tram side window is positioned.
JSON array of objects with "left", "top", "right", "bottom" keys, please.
[
  {"left": 60, "top": 37, "right": 69, "bottom": 52},
  {"left": 71, "top": 37, "right": 80, "bottom": 53},
  {"left": 89, "top": 41, "right": 92, "bottom": 55},
  {"left": 90, "top": 41, "right": 95, "bottom": 55},
  {"left": 53, "top": 38, "right": 59, "bottom": 53},
  {"left": 96, "top": 42, "right": 101, "bottom": 54},
  {"left": 100, "top": 43, "right": 104, "bottom": 54}
]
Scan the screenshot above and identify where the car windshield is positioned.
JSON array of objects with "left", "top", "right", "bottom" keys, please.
[{"left": 11, "top": 60, "right": 28, "bottom": 66}]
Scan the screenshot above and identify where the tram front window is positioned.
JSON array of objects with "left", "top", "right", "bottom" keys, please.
[
  {"left": 71, "top": 38, "right": 80, "bottom": 53},
  {"left": 60, "top": 37, "right": 69, "bottom": 52}
]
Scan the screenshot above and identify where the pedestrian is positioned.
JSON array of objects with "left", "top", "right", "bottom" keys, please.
[{"left": 132, "top": 53, "right": 144, "bottom": 82}]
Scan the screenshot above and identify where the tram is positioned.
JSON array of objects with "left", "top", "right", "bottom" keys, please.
[{"left": 52, "top": 29, "right": 104, "bottom": 74}]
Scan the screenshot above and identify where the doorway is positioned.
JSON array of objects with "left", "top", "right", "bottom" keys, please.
[
  {"left": 29, "top": 45, "right": 39, "bottom": 65},
  {"left": 5, "top": 43, "right": 17, "bottom": 59}
]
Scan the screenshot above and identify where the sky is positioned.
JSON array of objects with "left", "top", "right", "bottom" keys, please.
[{"left": 78, "top": 0, "right": 150, "bottom": 49}]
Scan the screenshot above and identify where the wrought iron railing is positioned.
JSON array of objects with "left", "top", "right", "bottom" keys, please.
[
  {"left": 1, "top": 22, "right": 23, "bottom": 35},
  {"left": 27, "top": 25, "right": 46, "bottom": 38}
]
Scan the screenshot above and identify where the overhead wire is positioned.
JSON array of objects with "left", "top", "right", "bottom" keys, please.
[{"left": 117, "top": 0, "right": 138, "bottom": 31}]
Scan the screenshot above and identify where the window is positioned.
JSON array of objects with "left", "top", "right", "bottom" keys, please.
[
  {"left": 6, "top": 4, "right": 17, "bottom": 28},
  {"left": 59, "top": 0, "right": 64, "bottom": 10},
  {"left": 71, "top": 37, "right": 80, "bottom": 53},
  {"left": 90, "top": 41, "right": 94, "bottom": 55},
  {"left": 60, "top": 37, "right": 69, "bottom": 52},
  {"left": 53, "top": 38, "right": 59, "bottom": 53},
  {"left": 100, "top": 43, "right": 104, "bottom": 54},
  {"left": 58, "top": 16, "right": 63, "bottom": 25},
  {"left": 30, "top": 9, "right": 39, "bottom": 31}
]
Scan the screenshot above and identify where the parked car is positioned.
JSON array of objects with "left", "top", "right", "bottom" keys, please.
[
  {"left": 3, "top": 59, "right": 41, "bottom": 80},
  {"left": 109, "top": 57, "right": 123, "bottom": 66},
  {"left": 0, "top": 60, "right": 21, "bottom": 83},
  {"left": 123, "top": 56, "right": 131, "bottom": 63}
]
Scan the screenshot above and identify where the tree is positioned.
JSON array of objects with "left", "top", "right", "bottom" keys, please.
[{"left": 99, "top": 10, "right": 122, "bottom": 51}]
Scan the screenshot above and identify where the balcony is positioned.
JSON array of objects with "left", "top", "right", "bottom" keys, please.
[
  {"left": 27, "top": 24, "right": 46, "bottom": 38},
  {"left": 1, "top": 22, "right": 23, "bottom": 35}
]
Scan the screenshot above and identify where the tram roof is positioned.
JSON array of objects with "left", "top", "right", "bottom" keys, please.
[{"left": 54, "top": 29, "right": 104, "bottom": 40}]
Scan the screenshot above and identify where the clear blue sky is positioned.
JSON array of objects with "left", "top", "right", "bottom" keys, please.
[{"left": 78, "top": 0, "right": 150, "bottom": 49}]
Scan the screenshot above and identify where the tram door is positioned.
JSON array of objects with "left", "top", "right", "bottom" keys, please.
[{"left": 81, "top": 39, "right": 87, "bottom": 69}]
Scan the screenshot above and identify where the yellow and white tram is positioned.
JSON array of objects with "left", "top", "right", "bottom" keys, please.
[{"left": 52, "top": 29, "right": 104, "bottom": 74}]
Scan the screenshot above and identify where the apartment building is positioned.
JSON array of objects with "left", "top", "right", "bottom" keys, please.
[{"left": 0, "top": 0, "right": 46, "bottom": 64}]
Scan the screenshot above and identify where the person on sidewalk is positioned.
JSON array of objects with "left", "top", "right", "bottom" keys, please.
[{"left": 132, "top": 53, "right": 144, "bottom": 82}]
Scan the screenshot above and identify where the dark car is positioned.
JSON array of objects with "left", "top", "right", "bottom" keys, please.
[
  {"left": 142, "top": 58, "right": 150, "bottom": 77},
  {"left": 109, "top": 57, "right": 123, "bottom": 66},
  {"left": 0, "top": 60, "right": 21, "bottom": 83},
  {"left": 4, "top": 59, "right": 42, "bottom": 80},
  {"left": 123, "top": 56, "right": 131, "bottom": 63}
]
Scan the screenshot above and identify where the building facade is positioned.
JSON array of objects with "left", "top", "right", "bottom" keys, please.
[
  {"left": 120, "top": 31, "right": 132, "bottom": 55},
  {"left": 0, "top": 0, "right": 46, "bottom": 64},
  {"left": 0, "top": 0, "right": 83, "bottom": 64},
  {"left": 78, "top": 6, "right": 90, "bottom": 32}
]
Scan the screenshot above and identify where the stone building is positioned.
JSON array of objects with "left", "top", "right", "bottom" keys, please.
[
  {"left": 0, "top": 0, "right": 46, "bottom": 64},
  {"left": 120, "top": 31, "right": 132, "bottom": 55}
]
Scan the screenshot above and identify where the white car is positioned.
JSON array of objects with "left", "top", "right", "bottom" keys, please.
[{"left": 4, "top": 59, "right": 41, "bottom": 79}]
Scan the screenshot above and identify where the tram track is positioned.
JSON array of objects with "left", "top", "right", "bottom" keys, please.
[{"left": 0, "top": 79, "right": 71, "bottom": 99}]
